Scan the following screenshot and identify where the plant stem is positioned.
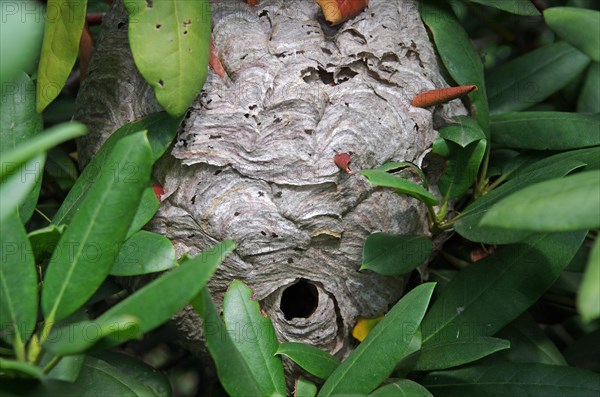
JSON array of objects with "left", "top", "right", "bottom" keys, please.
[{"left": 42, "top": 355, "right": 62, "bottom": 374}]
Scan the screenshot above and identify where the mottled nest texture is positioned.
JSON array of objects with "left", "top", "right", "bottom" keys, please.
[{"left": 75, "top": 0, "right": 466, "bottom": 365}]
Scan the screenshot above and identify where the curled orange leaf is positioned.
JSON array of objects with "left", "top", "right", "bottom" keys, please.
[
  {"left": 334, "top": 153, "right": 353, "bottom": 174},
  {"left": 352, "top": 315, "right": 383, "bottom": 342},
  {"left": 316, "top": 0, "right": 369, "bottom": 26},
  {"left": 411, "top": 85, "right": 478, "bottom": 108},
  {"left": 247, "top": 0, "right": 259, "bottom": 5},
  {"left": 209, "top": 39, "right": 226, "bottom": 78},
  {"left": 79, "top": 23, "right": 93, "bottom": 81}
]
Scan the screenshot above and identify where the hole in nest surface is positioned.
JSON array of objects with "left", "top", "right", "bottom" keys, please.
[{"left": 280, "top": 279, "right": 319, "bottom": 320}]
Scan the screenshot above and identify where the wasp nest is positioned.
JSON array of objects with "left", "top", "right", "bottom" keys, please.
[{"left": 75, "top": 0, "right": 466, "bottom": 367}]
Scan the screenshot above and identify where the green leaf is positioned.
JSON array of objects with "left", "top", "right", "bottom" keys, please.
[
  {"left": 46, "top": 355, "right": 85, "bottom": 382},
  {"left": 92, "top": 351, "right": 172, "bottom": 397},
  {"left": 454, "top": 148, "right": 597, "bottom": 244},
  {"left": 439, "top": 116, "right": 487, "bottom": 148},
  {"left": 295, "top": 377, "right": 317, "bottom": 397},
  {"left": 276, "top": 342, "right": 340, "bottom": 380},
  {"left": 28, "top": 224, "right": 66, "bottom": 263},
  {"left": 191, "top": 288, "right": 264, "bottom": 397},
  {"left": 403, "top": 337, "right": 510, "bottom": 371},
  {"left": 110, "top": 231, "right": 177, "bottom": 276},
  {"left": 77, "top": 356, "right": 160, "bottom": 396},
  {"left": 42, "top": 131, "right": 153, "bottom": 323},
  {"left": 436, "top": 139, "right": 487, "bottom": 199},
  {"left": 420, "top": 0, "right": 489, "bottom": 132},
  {"left": 480, "top": 170, "right": 600, "bottom": 231},
  {"left": 318, "top": 283, "right": 436, "bottom": 397},
  {"left": 465, "top": 0, "right": 540, "bottom": 16},
  {"left": 223, "top": 280, "right": 286, "bottom": 396},
  {"left": 377, "top": 162, "right": 429, "bottom": 189},
  {"left": 53, "top": 112, "right": 179, "bottom": 226},
  {"left": 361, "top": 170, "right": 438, "bottom": 206},
  {"left": 123, "top": 0, "right": 211, "bottom": 116},
  {"left": 92, "top": 240, "right": 234, "bottom": 350},
  {"left": 578, "top": 62, "right": 600, "bottom": 113},
  {"left": 0, "top": 155, "right": 45, "bottom": 224},
  {"left": 0, "top": 72, "right": 44, "bottom": 222},
  {"left": 420, "top": 232, "right": 586, "bottom": 345},
  {"left": 0, "top": 0, "right": 44, "bottom": 84},
  {"left": 370, "top": 379, "right": 433, "bottom": 397},
  {"left": 577, "top": 238, "right": 600, "bottom": 322},
  {"left": 491, "top": 112, "right": 600, "bottom": 150},
  {"left": 43, "top": 315, "right": 141, "bottom": 355},
  {"left": 487, "top": 41, "right": 590, "bottom": 114},
  {"left": 495, "top": 312, "right": 567, "bottom": 365},
  {"left": 46, "top": 147, "right": 79, "bottom": 191},
  {"left": 361, "top": 233, "right": 432, "bottom": 276},
  {"left": 126, "top": 185, "right": 161, "bottom": 238},
  {"left": 0, "top": 214, "right": 38, "bottom": 357},
  {"left": 0, "top": 121, "right": 86, "bottom": 181},
  {"left": 544, "top": 7, "right": 600, "bottom": 62},
  {"left": 36, "top": 0, "right": 88, "bottom": 112},
  {"left": 422, "top": 362, "right": 600, "bottom": 396}
]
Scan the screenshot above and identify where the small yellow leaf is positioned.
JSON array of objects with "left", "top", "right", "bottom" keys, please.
[{"left": 352, "top": 315, "right": 384, "bottom": 342}]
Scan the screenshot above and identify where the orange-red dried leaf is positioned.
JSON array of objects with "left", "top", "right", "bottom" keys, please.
[
  {"left": 153, "top": 183, "right": 165, "bottom": 202},
  {"left": 209, "top": 39, "right": 226, "bottom": 78},
  {"left": 247, "top": 0, "right": 259, "bottom": 5},
  {"left": 79, "top": 23, "right": 94, "bottom": 81},
  {"left": 411, "top": 85, "right": 477, "bottom": 108},
  {"left": 334, "top": 153, "right": 353, "bottom": 174},
  {"left": 316, "top": 0, "right": 369, "bottom": 26}
]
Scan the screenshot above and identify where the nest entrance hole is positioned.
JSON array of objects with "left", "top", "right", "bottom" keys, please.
[{"left": 280, "top": 279, "right": 319, "bottom": 320}]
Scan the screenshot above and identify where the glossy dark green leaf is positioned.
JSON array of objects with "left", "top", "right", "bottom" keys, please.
[
  {"left": 124, "top": 0, "right": 211, "bottom": 116},
  {"left": 77, "top": 356, "right": 160, "bottom": 396},
  {"left": 46, "top": 147, "right": 78, "bottom": 191},
  {"left": 28, "top": 224, "right": 66, "bottom": 263},
  {"left": 0, "top": 122, "right": 85, "bottom": 181},
  {"left": 564, "top": 328, "right": 600, "bottom": 372},
  {"left": 125, "top": 185, "right": 161, "bottom": 238},
  {"left": 377, "top": 162, "right": 429, "bottom": 189},
  {"left": 92, "top": 351, "right": 172, "bottom": 397},
  {"left": 36, "top": 0, "right": 88, "bottom": 112},
  {"left": 487, "top": 42, "right": 590, "bottom": 114},
  {"left": 577, "top": 237, "right": 600, "bottom": 322},
  {"left": 295, "top": 377, "right": 317, "bottom": 397},
  {"left": 191, "top": 288, "right": 264, "bottom": 397},
  {"left": 361, "top": 169, "right": 438, "bottom": 206},
  {"left": 44, "top": 315, "right": 141, "bottom": 355},
  {"left": 42, "top": 131, "right": 153, "bottom": 323},
  {"left": 544, "top": 7, "right": 600, "bottom": 62},
  {"left": 276, "top": 342, "right": 340, "bottom": 380},
  {"left": 370, "top": 379, "right": 433, "bottom": 397},
  {"left": 496, "top": 312, "right": 567, "bottom": 365},
  {"left": 436, "top": 139, "right": 487, "bottom": 199},
  {"left": 46, "top": 355, "right": 85, "bottom": 382},
  {"left": 420, "top": 0, "right": 489, "bottom": 132},
  {"left": 53, "top": 112, "right": 179, "bottom": 226},
  {"left": 361, "top": 233, "right": 432, "bottom": 276},
  {"left": 421, "top": 232, "right": 586, "bottom": 345},
  {"left": 439, "top": 116, "right": 487, "bottom": 148},
  {"left": 491, "top": 112, "right": 600, "bottom": 150},
  {"left": 0, "top": 72, "right": 43, "bottom": 222},
  {"left": 0, "top": 213, "right": 38, "bottom": 357},
  {"left": 110, "top": 231, "right": 177, "bottom": 276},
  {"left": 92, "top": 240, "right": 234, "bottom": 350},
  {"left": 466, "top": 0, "right": 540, "bottom": 16},
  {"left": 422, "top": 362, "right": 600, "bottom": 397},
  {"left": 406, "top": 337, "right": 510, "bottom": 371},
  {"left": 318, "top": 283, "right": 435, "bottom": 397},
  {"left": 454, "top": 148, "right": 597, "bottom": 243},
  {"left": 481, "top": 170, "right": 600, "bottom": 231},
  {"left": 0, "top": 155, "right": 45, "bottom": 224},
  {"left": 0, "top": 0, "right": 44, "bottom": 84},
  {"left": 578, "top": 62, "right": 600, "bottom": 113},
  {"left": 223, "top": 280, "right": 286, "bottom": 396}
]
